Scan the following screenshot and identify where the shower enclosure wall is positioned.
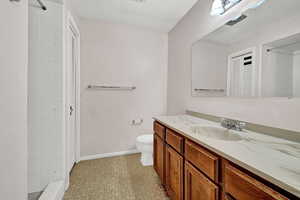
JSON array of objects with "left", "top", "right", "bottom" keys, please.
[
  {"left": 262, "top": 36, "right": 300, "bottom": 97},
  {"left": 28, "top": 0, "right": 66, "bottom": 198}
]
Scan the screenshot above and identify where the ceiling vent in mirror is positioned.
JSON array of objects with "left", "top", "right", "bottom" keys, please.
[{"left": 226, "top": 14, "right": 247, "bottom": 26}]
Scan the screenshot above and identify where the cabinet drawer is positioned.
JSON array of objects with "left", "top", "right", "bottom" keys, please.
[
  {"left": 224, "top": 163, "right": 288, "bottom": 200},
  {"left": 185, "top": 140, "right": 219, "bottom": 182},
  {"left": 154, "top": 121, "right": 166, "bottom": 140},
  {"left": 166, "top": 129, "right": 184, "bottom": 154}
]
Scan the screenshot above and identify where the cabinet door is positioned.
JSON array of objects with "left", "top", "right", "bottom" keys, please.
[
  {"left": 224, "top": 164, "right": 288, "bottom": 200},
  {"left": 154, "top": 134, "right": 165, "bottom": 185},
  {"left": 185, "top": 161, "right": 219, "bottom": 200},
  {"left": 165, "top": 145, "right": 184, "bottom": 200}
]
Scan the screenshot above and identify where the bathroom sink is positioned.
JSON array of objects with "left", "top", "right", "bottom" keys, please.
[{"left": 190, "top": 126, "right": 243, "bottom": 141}]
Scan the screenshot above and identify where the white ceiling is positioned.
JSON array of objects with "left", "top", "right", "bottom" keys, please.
[
  {"left": 266, "top": 33, "right": 300, "bottom": 53},
  {"left": 69, "top": 0, "right": 198, "bottom": 32}
]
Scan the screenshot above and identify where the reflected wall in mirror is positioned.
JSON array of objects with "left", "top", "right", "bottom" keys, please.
[
  {"left": 191, "top": 0, "right": 300, "bottom": 97},
  {"left": 262, "top": 33, "right": 300, "bottom": 97}
]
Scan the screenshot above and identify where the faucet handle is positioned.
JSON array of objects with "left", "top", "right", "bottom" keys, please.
[
  {"left": 221, "top": 118, "right": 246, "bottom": 131},
  {"left": 238, "top": 121, "right": 246, "bottom": 127},
  {"left": 220, "top": 118, "right": 227, "bottom": 126},
  {"left": 235, "top": 121, "right": 246, "bottom": 131},
  {"left": 221, "top": 118, "right": 230, "bottom": 124},
  {"left": 221, "top": 118, "right": 233, "bottom": 129}
]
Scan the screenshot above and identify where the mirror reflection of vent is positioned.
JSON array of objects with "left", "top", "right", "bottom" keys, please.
[
  {"left": 226, "top": 14, "right": 247, "bottom": 26},
  {"left": 244, "top": 56, "right": 252, "bottom": 65}
]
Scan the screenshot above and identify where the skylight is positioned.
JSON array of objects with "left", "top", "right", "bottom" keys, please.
[
  {"left": 210, "top": 0, "right": 268, "bottom": 16},
  {"left": 210, "top": 0, "right": 242, "bottom": 16}
]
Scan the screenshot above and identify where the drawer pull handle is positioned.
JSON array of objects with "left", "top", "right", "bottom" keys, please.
[{"left": 225, "top": 193, "right": 236, "bottom": 200}]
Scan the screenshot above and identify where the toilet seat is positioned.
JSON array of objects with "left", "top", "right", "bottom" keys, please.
[
  {"left": 136, "top": 135, "right": 153, "bottom": 144},
  {"left": 136, "top": 134, "right": 153, "bottom": 166}
]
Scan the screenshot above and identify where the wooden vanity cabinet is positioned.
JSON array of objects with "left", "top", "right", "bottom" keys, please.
[
  {"left": 154, "top": 133, "right": 165, "bottom": 185},
  {"left": 165, "top": 144, "right": 184, "bottom": 200},
  {"left": 185, "top": 161, "right": 219, "bottom": 200},
  {"left": 153, "top": 121, "right": 296, "bottom": 200}
]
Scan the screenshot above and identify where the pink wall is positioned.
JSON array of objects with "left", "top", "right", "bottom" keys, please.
[{"left": 80, "top": 19, "right": 168, "bottom": 157}]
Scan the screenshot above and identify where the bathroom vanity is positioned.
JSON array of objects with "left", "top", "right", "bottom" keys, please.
[
  {"left": 153, "top": 115, "right": 300, "bottom": 200},
  {"left": 153, "top": 0, "right": 300, "bottom": 199}
]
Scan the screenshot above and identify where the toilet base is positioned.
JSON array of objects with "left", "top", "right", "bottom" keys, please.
[{"left": 140, "top": 152, "right": 153, "bottom": 166}]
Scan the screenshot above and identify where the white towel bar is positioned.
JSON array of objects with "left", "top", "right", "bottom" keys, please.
[{"left": 87, "top": 85, "right": 136, "bottom": 91}]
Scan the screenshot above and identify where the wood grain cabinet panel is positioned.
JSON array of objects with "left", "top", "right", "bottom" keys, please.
[
  {"left": 154, "top": 122, "right": 166, "bottom": 140},
  {"left": 153, "top": 121, "right": 292, "bottom": 200},
  {"left": 166, "top": 129, "right": 184, "bottom": 154},
  {"left": 165, "top": 145, "right": 184, "bottom": 200},
  {"left": 185, "top": 161, "right": 219, "bottom": 200},
  {"left": 154, "top": 134, "right": 165, "bottom": 185},
  {"left": 224, "top": 163, "right": 289, "bottom": 200},
  {"left": 185, "top": 140, "right": 219, "bottom": 182}
]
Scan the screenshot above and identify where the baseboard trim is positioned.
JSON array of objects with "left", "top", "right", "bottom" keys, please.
[
  {"left": 39, "top": 180, "right": 65, "bottom": 200},
  {"left": 80, "top": 149, "right": 139, "bottom": 162}
]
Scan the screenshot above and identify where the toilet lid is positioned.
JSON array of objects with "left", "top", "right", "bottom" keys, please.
[{"left": 137, "top": 134, "right": 153, "bottom": 144}]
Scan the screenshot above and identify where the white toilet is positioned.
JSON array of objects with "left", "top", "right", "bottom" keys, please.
[{"left": 136, "top": 134, "right": 153, "bottom": 166}]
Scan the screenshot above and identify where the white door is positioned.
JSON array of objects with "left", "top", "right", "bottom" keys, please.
[
  {"left": 67, "top": 27, "right": 78, "bottom": 172},
  {"left": 230, "top": 57, "right": 243, "bottom": 96},
  {"left": 228, "top": 52, "right": 254, "bottom": 97}
]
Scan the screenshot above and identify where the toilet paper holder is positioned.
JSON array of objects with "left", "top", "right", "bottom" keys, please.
[{"left": 132, "top": 119, "right": 144, "bottom": 125}]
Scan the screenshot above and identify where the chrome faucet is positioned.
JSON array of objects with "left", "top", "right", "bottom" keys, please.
[{"left": 221, "top": 118, "right": 246, "bottom": 131}]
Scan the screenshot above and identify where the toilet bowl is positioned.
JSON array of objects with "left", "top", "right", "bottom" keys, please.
[{"left": 136, "top": 134, "right": 153, "bottom": 166}]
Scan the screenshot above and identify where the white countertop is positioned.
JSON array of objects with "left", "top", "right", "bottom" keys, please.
[{"left": 154, "top": 115, "right": 300, "bottom": 198}]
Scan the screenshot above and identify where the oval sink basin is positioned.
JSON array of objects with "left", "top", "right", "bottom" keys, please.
[{"left": 190, "top": 126, "right": 243, "bottom": 141}]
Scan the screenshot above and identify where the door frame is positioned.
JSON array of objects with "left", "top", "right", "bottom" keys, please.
[
  {"left": 66, "top": 12, "right": 81, "bottom": 167},
  {"left": 227, "top": 47, "right": 256, "bottom": 97}
]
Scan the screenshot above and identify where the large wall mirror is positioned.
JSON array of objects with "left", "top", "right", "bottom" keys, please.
[{"left": 191, "top": 0, "right": 300, "bottom": 97}]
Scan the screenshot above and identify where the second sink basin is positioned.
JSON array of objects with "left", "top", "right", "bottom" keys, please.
[{"left": 190, "top": 126, "right": 243, "bottom": 141}]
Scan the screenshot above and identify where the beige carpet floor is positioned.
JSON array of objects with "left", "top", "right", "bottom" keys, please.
[{"left": 64, "top": 153, "right": 169, "bottom": 200}]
